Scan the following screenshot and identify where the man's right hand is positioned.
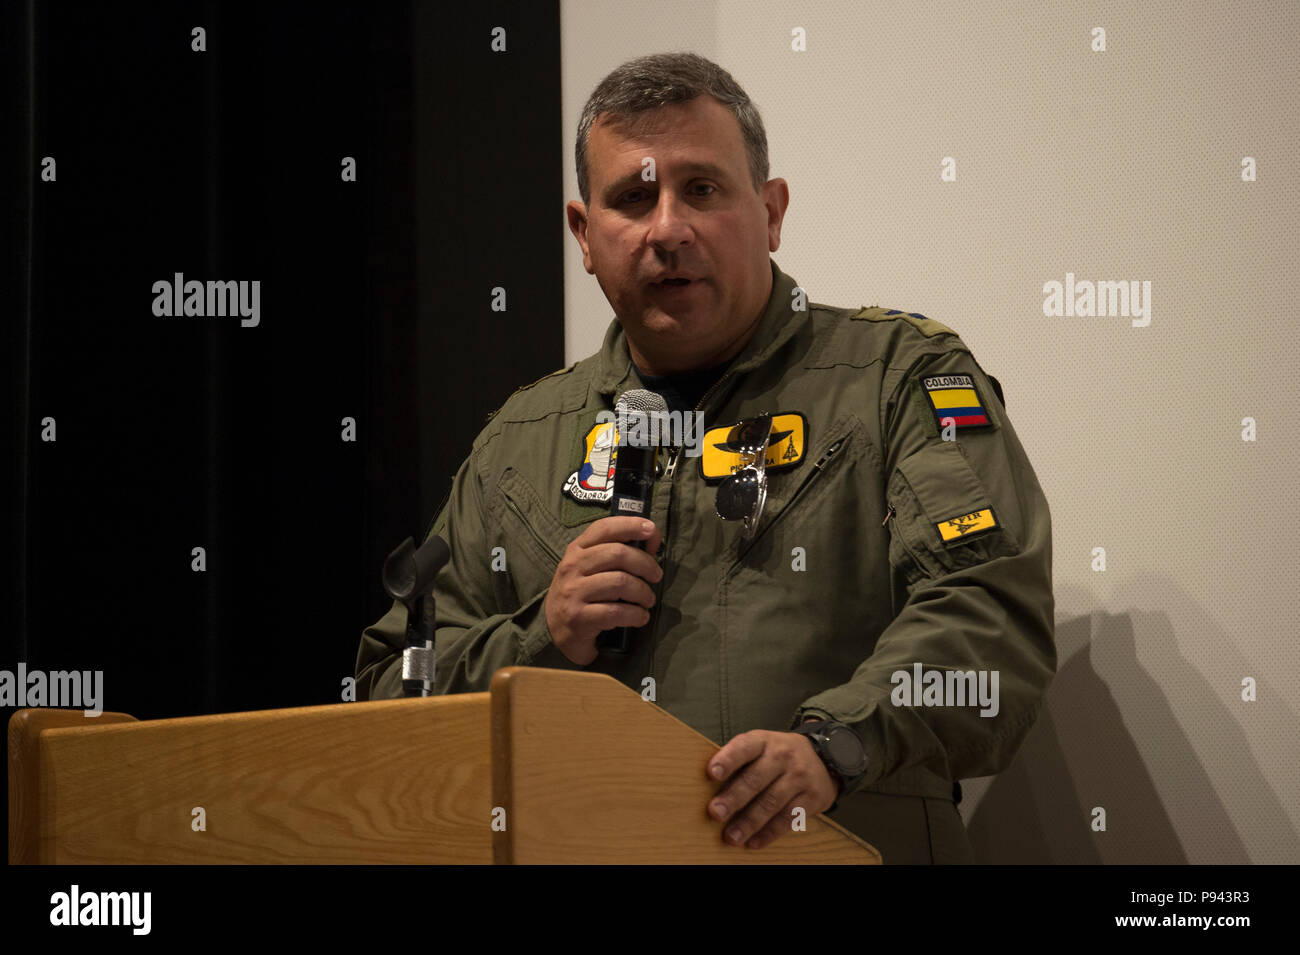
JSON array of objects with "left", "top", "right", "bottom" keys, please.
[{"left": 544, "top": 516, "right": 663, "bottom": 665}]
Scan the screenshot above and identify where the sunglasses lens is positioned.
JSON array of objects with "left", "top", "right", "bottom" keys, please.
[
  {"left": 717, "top": 471, "right": 760, "bottom": 520},
  {"left": 716, "top": 413, "right": 773, "bottom": 530}
]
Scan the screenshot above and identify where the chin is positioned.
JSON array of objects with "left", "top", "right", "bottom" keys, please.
[{"left": 637, "top": 310, "right": 698, "bottom": 337}]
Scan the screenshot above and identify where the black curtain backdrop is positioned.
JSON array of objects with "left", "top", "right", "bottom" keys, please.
[{"left": 3, "top": 0, "right": 563, "bottom": 839}]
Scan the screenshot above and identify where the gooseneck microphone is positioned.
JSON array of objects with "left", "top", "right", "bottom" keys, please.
[
  {"left": 597, "top": 389, "right": 668, "bottom": 654},
  {"left": 382, "top": 533, "right": 451, "bottom": 697}
]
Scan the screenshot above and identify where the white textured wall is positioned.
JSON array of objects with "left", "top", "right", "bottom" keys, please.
[{"left": 560, "top": 0, "right": 1300, "bottom": 863}]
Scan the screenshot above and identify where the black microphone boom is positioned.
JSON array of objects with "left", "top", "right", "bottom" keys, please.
[{"left": 382, "top": 533, "right": 451, "bottom": 697}]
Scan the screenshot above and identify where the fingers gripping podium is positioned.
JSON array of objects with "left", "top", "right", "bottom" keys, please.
[{"left": 8, "top": 668, "right": 879, "bottom": 864}]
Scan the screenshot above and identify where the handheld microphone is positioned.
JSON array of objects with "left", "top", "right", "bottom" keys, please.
[{"left": 598, "top": 389, "right": 668, "bottom": 654}]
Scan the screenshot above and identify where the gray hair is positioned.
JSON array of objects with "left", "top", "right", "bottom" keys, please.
[{"left": 575, "top": 52, "right": 770, "bottom": 207}]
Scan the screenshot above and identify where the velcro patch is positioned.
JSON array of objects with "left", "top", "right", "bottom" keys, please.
[
  {"left": 936, "top": 507, "right": 999, "bottom": 543},
  {"left": 699, "top": 412, "right": 807, "bottom": 481},
  {"left": 562, "top": 420, "right": 617, "bottom": 505},
  {"left": 919, "top": 374, "right": 991, "bottom": 431}
]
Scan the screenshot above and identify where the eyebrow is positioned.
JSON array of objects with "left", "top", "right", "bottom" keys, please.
[{"left": 601, "top": 161, "right": 732, "bottom": 202}]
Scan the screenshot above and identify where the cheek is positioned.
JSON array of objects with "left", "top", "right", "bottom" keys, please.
[
  {"left": 712, "top": 214, "right": 763, "bottom": 260},
  {"left": 589, "top": 228, "right": 638, "bottom": 285}
]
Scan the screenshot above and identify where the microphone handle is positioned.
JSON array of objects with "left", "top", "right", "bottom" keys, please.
[
  {"left": 597, "top": 537, "right": 646, "bottom": 653},
  {"left": 599, "top": 441, "right": 657, "bottom": 654}
]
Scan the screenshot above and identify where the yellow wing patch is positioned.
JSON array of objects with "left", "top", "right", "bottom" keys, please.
[
  {"left": 936, "top": 508, "right": 999, "bottom": 543},
  {"left": 699, "top": 412, "right": 807, "bottom": 480}
]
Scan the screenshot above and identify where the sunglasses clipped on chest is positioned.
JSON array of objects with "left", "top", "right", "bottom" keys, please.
[{"left": 714, "top": 412, "right": 773, "bottom": 537}]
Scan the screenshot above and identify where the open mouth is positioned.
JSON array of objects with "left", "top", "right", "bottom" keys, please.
[{"left": 653, "top": 278, "right": 698, "bottom": 289}]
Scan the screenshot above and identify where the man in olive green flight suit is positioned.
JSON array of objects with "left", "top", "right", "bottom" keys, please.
[{"left": 356, "top": 53, "right": 1055, "bottom": 864}]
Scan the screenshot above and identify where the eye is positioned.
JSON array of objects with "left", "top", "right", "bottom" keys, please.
[
  {"left": 620, "top": 189, "right": 650, "bottom": 204},
  {"left": 691, "top": 182, "right": 717, "bottom": 197}
]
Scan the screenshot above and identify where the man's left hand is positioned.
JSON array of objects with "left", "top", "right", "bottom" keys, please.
[{"left": 706, "top": 725, "right": 840, "bottom": 850}]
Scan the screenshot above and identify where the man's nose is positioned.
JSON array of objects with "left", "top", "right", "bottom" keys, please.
[{"left": 645, "top": 190, "right": 694, "bottom": 250}]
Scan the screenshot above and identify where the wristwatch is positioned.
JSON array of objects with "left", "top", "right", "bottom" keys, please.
[{"left": 794, "top": 720, "right": 870, "bottom": 808}]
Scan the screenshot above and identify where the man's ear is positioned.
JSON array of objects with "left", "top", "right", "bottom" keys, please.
[
  {"left": 761, "top": 178, "right": 790, "bottom": 253},
  {"left": 567, "top": 200, "right": 594, "bottom": 274}
]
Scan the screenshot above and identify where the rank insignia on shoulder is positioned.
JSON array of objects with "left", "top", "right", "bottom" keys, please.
[
  {"left": 919, "top": 373, "right": 992, "bottom": 431},
  {"left": 699, "top": 412, "right": 806, "bottom": 481},
  {"left": 936, "top": 507, "right": 999, "bottom": 543},
  {"left": 562, "top": 420, "right": 617, "bottom": 505}
]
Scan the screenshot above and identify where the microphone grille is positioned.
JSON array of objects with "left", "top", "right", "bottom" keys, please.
[{"left": 615, "top": 388, "right": 669, "bottom": 415}]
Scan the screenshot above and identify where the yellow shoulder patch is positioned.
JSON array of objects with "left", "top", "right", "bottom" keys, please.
[
  {"left": 935, "top": 507, "right": 999, "bottom": 543},
  {"left": 852, "top": 306, "right": 956, "bottom": 338}
]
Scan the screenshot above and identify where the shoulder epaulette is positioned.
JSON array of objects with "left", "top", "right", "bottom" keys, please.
[
  {"left": 851, "top": 306, "right": 957, "bottom": 338},
  {"left": 484, "top": 362, "right": 578, "bottom": 424},
  {"left": 517, "top": 361, "right": 577, "bottom": 392}
]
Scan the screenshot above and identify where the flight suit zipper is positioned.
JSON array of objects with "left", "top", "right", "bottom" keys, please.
[
  {"left": 883, "top": 500, "right": 927, "bottom": 575},
  {"left": 780, "top": 434, "right": 846, "bottom": 516},
  {"left": 815, "top": 438, "right": 846, "bottom": 468},
  {"left": 662, "top": 446, "right": 681, "bottom": 481},
  {"left": 643, "top": 370, "right": 737, "bottom": 685},
  {"left": 732, "top": 433, "right": 848, "bottom": 562}
]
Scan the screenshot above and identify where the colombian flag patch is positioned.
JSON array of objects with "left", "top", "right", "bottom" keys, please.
[
  {"left": 936, "top": 507, "right": 999, "bottom": 543},
  {"left": 919, "top": 374, "right": 991, "bottom": 431}
]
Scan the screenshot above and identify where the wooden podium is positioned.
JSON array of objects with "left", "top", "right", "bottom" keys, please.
[{"left": 8, "top": 667, "right": 879, "bottom": 865}]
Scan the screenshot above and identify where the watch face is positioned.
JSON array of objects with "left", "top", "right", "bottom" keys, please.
[{"left": 825, "top": 726, "right": 868, "bottom": 773}]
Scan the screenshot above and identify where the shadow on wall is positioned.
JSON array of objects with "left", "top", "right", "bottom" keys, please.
[{"left": 966, "top": 580, "right": 1300, "bottom": 863}]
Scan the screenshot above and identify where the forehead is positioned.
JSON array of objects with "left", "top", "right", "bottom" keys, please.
[{"left": 587, "top": 95, "right": 747, "bottom": 182}]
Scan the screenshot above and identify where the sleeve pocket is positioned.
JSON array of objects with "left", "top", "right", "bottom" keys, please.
[{"left": 888, "top": 441, "right": 1022, "bottom": 577}]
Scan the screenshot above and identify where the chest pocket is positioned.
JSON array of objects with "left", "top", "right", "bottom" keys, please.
[
  {"left": 495, "top": 467, "right": 571, "bottom": 607},
  {"left": 886, "top": 440, "right": 1022, "bottom": 584},
  {"left": 728, "top": 413, "right": 866, "bottom": 569}
]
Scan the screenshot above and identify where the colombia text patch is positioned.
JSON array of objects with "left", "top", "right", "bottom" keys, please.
[{"left": 919, "top": 374, "right": 991, "bottom": 431}]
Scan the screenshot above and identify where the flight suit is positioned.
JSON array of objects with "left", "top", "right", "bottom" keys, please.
[{"left": 355, "top": 258, "right": 1057, "bottom": 864}]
